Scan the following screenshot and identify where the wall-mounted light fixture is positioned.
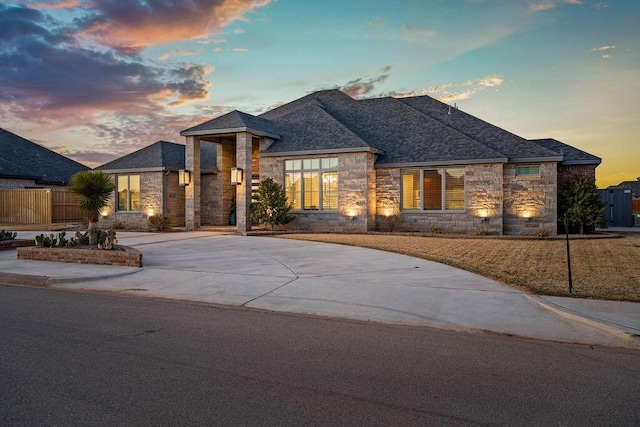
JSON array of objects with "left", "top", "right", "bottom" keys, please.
[
  {"left": 522, "top": 210, "right": 533, "bottom": 221},
  {"left": 478, "top": 209, "right": 489, "bottom": 221},
  {"left": 231, "top": 167, "right": 243, "bottom": 185},
  {"left": 347, "top": 208, "right": 357, "bottom": 220},
  {"left": 179, "top": 169, "right": 191, "bottom": 186}
]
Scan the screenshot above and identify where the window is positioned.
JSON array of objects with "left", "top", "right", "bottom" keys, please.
[
  {"left": 117, "top": 175, "right": 140, "bottom": 211},
  {"left": 401, "top": 168, "right": 465, "bottom": 211},
  {"left": 516, "top": 165, "right": 540, "bottom": 176},
  {"left": 285, "top": 158, "right": 338, "bottom": 211}
]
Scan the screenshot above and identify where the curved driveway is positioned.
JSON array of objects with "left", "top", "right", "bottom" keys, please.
[{"left": 2, "top": 231, "right": 639, "bottom": 348}]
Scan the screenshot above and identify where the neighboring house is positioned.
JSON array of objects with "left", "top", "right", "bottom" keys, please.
[
  {"left": 95, "top": 140, "right": 217, "bottom": 229},
  {"left": 179, "top": 89, "right": 601, "bottom": 235},
  {"left": 0, "top": 127, "right": 87, "bottom": 189},
  {"left": 611, "top": 177, "right": 640, "bottom": 198}
]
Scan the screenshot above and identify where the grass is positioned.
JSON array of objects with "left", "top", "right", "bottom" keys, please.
[{"left": 276, "top": 233, "right": 640, "bottom": 302}]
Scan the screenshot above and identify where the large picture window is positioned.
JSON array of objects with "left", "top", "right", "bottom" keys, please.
[
  {"left": 285, "top": 158, "right": 338, "bottom": 211},
  {"left": 401, "top": 168, "right": 465, "bottom": 211},
  {"left": 117, "top": 175, "right": 140, "bottom": 212}
]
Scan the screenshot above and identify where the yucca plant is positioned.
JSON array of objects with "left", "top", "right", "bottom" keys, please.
[{"left": 68, "top": 171, "right": 115, "bottom": 247}]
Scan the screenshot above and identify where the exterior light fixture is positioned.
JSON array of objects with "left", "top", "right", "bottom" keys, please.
[
  {"left": 478, "top": 209, "right": 489, "bottom": 221},
  {"left": 230, "top": 167, "right": 243, "bottom": 185},
  {"left": 522, "top": 210, "right": 533, "bottom": 221},
  {"left": 347, "top": 209, "right": 357, "bottom": 220},
  {"left": 179, "top": 169, "right": 191, "bottom": 186}
]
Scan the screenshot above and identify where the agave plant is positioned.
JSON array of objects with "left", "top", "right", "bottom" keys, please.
[{"left": 68, "top": 171, "right": 115, "bottom": 247}]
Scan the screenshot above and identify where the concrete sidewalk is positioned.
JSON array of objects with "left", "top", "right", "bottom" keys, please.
[{"left": 2, "top": 231, "right": 639, "bottom": 349}]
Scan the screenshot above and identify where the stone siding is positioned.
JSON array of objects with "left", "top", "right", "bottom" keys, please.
[
  {"left": 376, "top": 164, "right": 504, "bottom": 235},
  {"left": 165, "top": 171, "right": 185, "bottom": 227},
  {"left": 100, "top": 172, "right": 163, "bottom": 230},
  {"left": 260, "top": 152, "right": 374, "bottom": 232},
  {"left": 503, "top": 162, "right": 557, "bottom": 235}
]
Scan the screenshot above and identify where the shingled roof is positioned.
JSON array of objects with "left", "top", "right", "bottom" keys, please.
[
  {"left": 529, "top": 138, "right": 601, "bottom": 165},
  {"left": 96, "top": 141, "right": 217, "bottom": 172},
  {"left": 0, "top": 127, "right": 88, "bottom": 185},
  {"left": 182, "top": 89, "right": 594, "bottom": 167}
]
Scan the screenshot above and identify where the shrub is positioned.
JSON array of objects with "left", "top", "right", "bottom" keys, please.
[
  {"left": 250, "top": 177, "right": 293, "bottom": 231},
  {"left": 0, "top": 230, "right": 17, "bottom": 241},
  {"left": 536, "top": 227, "right": 551, "bottom": 237},
  {"left": 148, "top": 215, "right": 172, "bottom": 231},
  {"left": 475, "top": 226, "right": 489, "bottom": 236},
  {"left": 110, "top": 220, "right": 127, "bottom": 230},
  {"left": 430, "top": 225, "right": 442, "bottom": 234},
  {"left": 380, "top": 213, "right": 404, "bottom": 232}
]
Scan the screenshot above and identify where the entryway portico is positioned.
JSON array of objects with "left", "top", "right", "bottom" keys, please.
[{"left": 180, "top": 111, "right": 279, "bottom": 233}]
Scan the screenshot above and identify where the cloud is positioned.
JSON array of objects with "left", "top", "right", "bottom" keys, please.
[
  {"left": 74, "top": 0, "right": 272, "bottom": 54},
  {"left": 378, "top": 75, "right": 504, "bottom": 103},
  {"left": 591, "top": 45, "right": 616, "bottom": 51},
  {"left": 0, "top": 5, "right": 213, "bottom": 128},
  {"left": 402, "top": 24, "right": 436, "bottom": 42},
  {"left": 157, "top": 48, "right": 201, "bottom": 61},
  {"left": 338, "top": 66, "right": 392, "bottom": 98},
  {"left": 529, "top": 0, "right": 582, "bottom": 11},
  {"left": 594, "top": 2, "right": 608, "bottom": 9}
]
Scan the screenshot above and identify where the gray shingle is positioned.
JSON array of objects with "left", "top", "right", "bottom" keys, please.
[
  {"left": 529, "top": 138, "right": 601, "bottom": 165},
  {"left": 181, "top": 110, "right": 278, "bottom": 136},
  {"left": 96, "top": 141, "right": 217, "bottom": 171},
  {"left": 0, "top": 127, "right": 88, "bottom": 185}
]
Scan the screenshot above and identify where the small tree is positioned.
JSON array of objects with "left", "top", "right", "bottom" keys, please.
[
  {"left": 558, "top": 173, "right": 605, "bottom": 234},
  {"left": 68, "top": 171, "right": 115, "bottom": 247},
  {"left": 250, "top": 177, "right": 293, "bottom": 231}
]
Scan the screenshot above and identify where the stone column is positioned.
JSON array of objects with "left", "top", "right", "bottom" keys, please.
[
  {"left": 185, "top": 136, "right": 201, "bottom": 230},
  {"left": 235, "top": 132, "right": 252, "bottom": 234}
]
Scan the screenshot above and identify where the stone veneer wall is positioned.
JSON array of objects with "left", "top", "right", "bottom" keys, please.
[
  {"left": 165, "top": 171, "right": 185, "bottom": 227},
  {"left": 503, "top": 162, "right": 557, "bottom": 235},
  {"left": 260, "top": 151, "right": 374, "bottom": 232},
  {"left": 375, "top": 164, "right": 503, "bottom": 234},
  {"left": 101, "top": 172, "right": 163, "bottom": 230}
]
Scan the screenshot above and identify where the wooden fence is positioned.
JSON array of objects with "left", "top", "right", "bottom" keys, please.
[
  {"left": 633, "top": 199, "right": 640, "bottom": 215},
  {"left": 0, "top": 189, "right": 84, "bottom": 224}
]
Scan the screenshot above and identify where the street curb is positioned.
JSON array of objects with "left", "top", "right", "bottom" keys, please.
[
  {"left": 525, "top": 295, "right": 640, "bottom": 347},
  {"left": 1, "top": 272, "right": 49, "bottom": 287},
  {"left": 1, "top": 268, "right": 143, "bottom": 288}
]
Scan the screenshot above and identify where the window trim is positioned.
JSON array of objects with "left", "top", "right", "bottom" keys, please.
[
  {"left": 285, "top": 157, "right": 339, "bottom": 212},
  {"left": 516, "top": 164, "right": 541, "bottom": 176},
  {"left": 116, "top": 174, "right": 141, "bottom": 212},
  {"left": 401, "top": 168, "right": 466, "bottom": 212}
]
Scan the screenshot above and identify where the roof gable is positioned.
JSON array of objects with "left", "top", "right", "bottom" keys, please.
[
  {"left": 0, "top": 127, "right": 88, "bottom": 185},
  {"left": 181, "top": 110, "right": 278, "bottom": 137}
]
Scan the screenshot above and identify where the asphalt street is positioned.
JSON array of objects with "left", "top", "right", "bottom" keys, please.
[{"left": 2, "top": 285, "right": 638, "bottom": 426}]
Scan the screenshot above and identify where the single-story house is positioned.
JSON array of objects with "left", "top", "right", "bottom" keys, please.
[
  {"left": 95, "top": 140, "right": 217, "bottom": 229},
  {"left": 175, "top": 89, "right": 600, "bottom": 235},
  {"left": 0, "top": 127, "right": 88, "bottom": 189}
]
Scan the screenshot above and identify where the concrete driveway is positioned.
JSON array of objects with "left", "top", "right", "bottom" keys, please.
[{"left": 2, "top": 231, "right": 639, "bottom": 348}]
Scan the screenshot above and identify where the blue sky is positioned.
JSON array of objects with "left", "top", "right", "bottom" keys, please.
[{"left": 1, "top": 0, "right": 638, "bottom": 187}]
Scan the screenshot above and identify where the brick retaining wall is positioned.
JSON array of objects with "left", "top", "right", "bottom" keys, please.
[
  {"left": 0, "top": 239, "right": 34, "bottom": 251},
  {"left": 17, "top": 246, "right": 142, "bottom": 267}
]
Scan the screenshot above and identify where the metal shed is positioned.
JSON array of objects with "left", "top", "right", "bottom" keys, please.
[{"left": 599, "top": 187, "right": 633, "bottom": 227}]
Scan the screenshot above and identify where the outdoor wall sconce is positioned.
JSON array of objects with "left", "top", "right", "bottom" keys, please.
[
  {"left": 179, "top": 169, "right": 191, "bottom": 186},
  {"left": 347, "top": 209, "right": 357, "bottom": 220},
  {"left": 478, "top": 209, "right": 489, "bottom": 221},
  {"left": 522, "top": 210, "right": 533, "bottom": 221},
  {"left": 231, "top": 167, "right": 243, "bottom": 185}
]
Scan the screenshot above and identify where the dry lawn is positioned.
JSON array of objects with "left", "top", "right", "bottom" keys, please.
[{"left": 276, "top": 233, "right": 640, "bottom": 302}]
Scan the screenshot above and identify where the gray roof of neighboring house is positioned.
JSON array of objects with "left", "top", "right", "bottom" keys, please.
[
  {"left": 529, "top": 138, "right": 601, "bottom": 165},
  {"left": 181, "top": 89, "right": 597, "bottom": 167},
  {"left": 96, "top": 140, "right": 217, "bottom": 172},
  {"left": 0, "top": 127, "right": 88, "bottom": 185}
]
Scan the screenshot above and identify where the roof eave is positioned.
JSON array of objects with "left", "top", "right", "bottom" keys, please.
[
  {"left": 180, "top": 127, "right": 280, "bottom": 140},
  {"left": 260, "top": 147, "right": 384, "bottom": 157},
  {"left": 96, "top": 167, "right": 169, "bottom": 174},
  {"left": 562, "top": 159, "right": 602, "bottom": 166},
  {"left": 509, "top": 156, "right": 564, "bottom": 163},
  {"left": 375, "top": 158, "right": 508, "bottom": 168}
]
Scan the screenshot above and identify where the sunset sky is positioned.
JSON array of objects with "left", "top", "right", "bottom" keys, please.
[{"left": 1, "top": 0, "right": 637, "bottom": 187}]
